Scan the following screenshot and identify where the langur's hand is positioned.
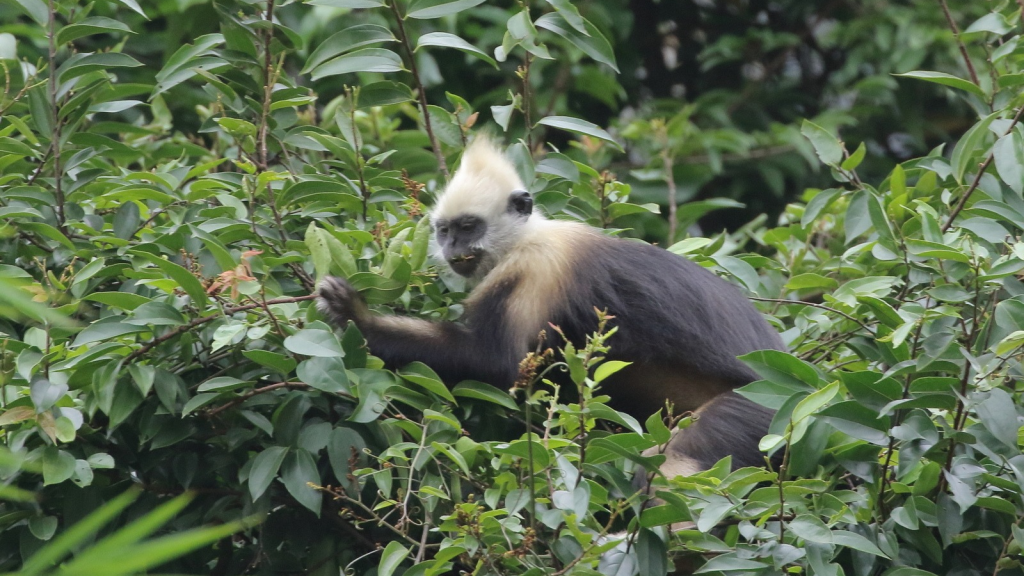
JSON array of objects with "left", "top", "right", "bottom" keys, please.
[{"left": 317, "top": 276, "right": 369, "bottom": 328}]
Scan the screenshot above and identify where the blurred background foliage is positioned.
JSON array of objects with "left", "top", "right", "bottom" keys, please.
[{"left": 0, "top": 0, "right": 990, "bottom": 237}]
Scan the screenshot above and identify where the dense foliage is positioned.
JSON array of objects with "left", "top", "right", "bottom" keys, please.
[{"left": 2, "top": 0, "right": 1024, "bottom": 575}]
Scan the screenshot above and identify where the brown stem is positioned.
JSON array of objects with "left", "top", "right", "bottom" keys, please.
[
  {"left": 18, "top": 231, "right": 55, "bottom": 253},
  {"left": 749, "top": 296, "right": 875, "bottom": 334},
  {"left": 938, "top": 0, "right": 981, "bottom": 88},
  {"left": 47, "top": 0, "right": 64, "bottom": 231},
  {"left": 877, "top": 319, "right": 924, "bottom": 519},
  {"left": 256, "top": 2, "right": 289, "bottom": 247},
  {"left": 662, "top": 149, "right": 677, "bottom": 244},
  {"left": 204, "top": 381, "right": 350, "bottom": 417},
  {"left": 0, "top": 76, "right": 43, "bottom": 118},
  {"left": 992, "top": 515, "right": 1024, "bottom": 576},
  {"left": 123, "top": 295, "right": 317, "bottom": 363},
  {"left": 258, "top": 0, "right": 276, "bottom": 172},
  {"left": 520, "top": 54, "right": 534, "bottom": 152},
  {"left": 942, "top": 103, "right": 1024, "bottom": 232},
  {"left": 776, "top": 439, "right": 791, "bottom": 541},
  {"left": 388, "top": 0, "right": 449, "bottom": 179}
]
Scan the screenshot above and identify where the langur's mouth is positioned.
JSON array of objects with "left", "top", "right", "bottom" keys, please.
[{"left": 447, "top": 253, "right": 480, "bottom": 276}]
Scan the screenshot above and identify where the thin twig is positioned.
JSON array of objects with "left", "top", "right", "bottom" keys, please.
[
  {"left": 0, "top": 75, "right": 43, "bottom": 118},
  {"left": 992, "top": 515, "right": 1024, "bottom": 576},
  {"left": 662, "top": 148, "right": 678, "bottom": 243},
  {"left": 942, "top": 103, "right": 1024, "bottom": 231},
  {"left": 47, "top": 0, "right": 64, "bottom": 231},
  {"left": 749, "top": 296, "right": 876, "bottom": 334},
  {"left": 388, "top": 0, "right": 449, "bottom": 179},
  {"left": 204, "top": 381, "right": 350, "bottom": 417},
  {"left": 938, "top": 0, "right": 981, "bottom": 87},
  {"left": 520, "top": 54, "right": 534, "bottom": 152},
  {"left": 18, "top": 231, "right": 55, "bottom": 253},
  {"left": 123, "top": 294, "right": 317, "bottom": 362},
  {"left": 256, "top": 3, "right": 289, "bottom": 247}
]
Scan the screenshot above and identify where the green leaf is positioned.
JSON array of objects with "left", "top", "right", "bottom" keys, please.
[
  {"left": 130, "top": 250, "right": 210, "bottom": 307},
  {"left": 307, "top": 0, "right": 383, "bottom": 6},
  {"left": 738, "top": 350, "right": 819, "bottom": 388},
  {"left": 0, "top": 136, "right": 37, "bottom": 157},
  {"left": 895, "top": 71, "right": 985, "bottom": 98},
  {"left": 694, "top": 554, "right": 769, "bottom": 573},
  {"left": 249, "top": 446, "right": 288, "bottom": 501},
  {"left": 451, "top": 380, "right": 517, "bottom": 410},
  {"left": 696, "top": 495, "right": 739, "bottom": 532},
  {"left": 310, "top": 48, "right": 403, "bottom": 81},
  {"left": 284, "top": 329, "right": 345, "bottom": 358},
  {"left": 181, "top": 393, "right": 219, "bottom": 416},
  {"left": 535, "top": 12, "right": 618, "bottom": 72},
  {"left": 297, "top": 357, "right": 351, "bottom": 394},
  {"left": 281, "top": 449, "right": 322, "bottom": 515},
  {"left": 306, "top": 223, "right": 332, "bottom": 283},
  {"left": 789, "top": 514, "right": 833, "bottom": 544},
  {"left": 994, "top": 131, "right": 1024, "bottom": 194},
  {"left": 398, "top": 362, "right": 456, "bottom": 402},
  {"left": 11, "top": 0, "right": 47, "bottom": 26},
  {"left": 786, "top": 273, "right": 838, "bottom": 291},
  {"left": 416, "top": 32, "right": 497, "bottom": 68},
  {"left": 950, "top": 111, "right": 997, "bottom": 184},
  {"left": 832, "top": 530, "right": 888, "bottom": 557},
  {"left": 406, "top": 0, "right": 485, "bottom": 19},
  {"left": 113, "top": 0, "right": 147, "bottom": 17},
  {"left": 432, "top": 441, "right": 471, "bottom": 475},
  {"left": 645, "top": 411, "right": 672, "bottom": 445},
  {"left": 243, "top": 350, "right": 297, "bottom": 375},
  {"left": 197, "top": 377, "right": 250, "bottom": 392},
  {"left": 43, "top": 448, "right": 76, "bottom": 486},
  {"left": 593, "top": 360, "right": 631, "bottom": 383},
  {"left": 379, "top": 541, "right": 409, "bottom": 576},
  {"left": 328, "top": 427, "right": 366, "bottom": 485},
  {"left": 801, "top": 120, "right": 843, "bottom": 166},
  {"left": 976, "top": 388, "right": 1020, "bottom": 448},
  {"left": 792, "top": 381, "right": 840, "bottom": 423},
  {"left": 57, "top": 52, "right": 143, "bottom": 82},
  {"left": 801, "top": 188, "right": 841, "bottom": 227},
  {"left": 545, "top": 0, "right": 588, "bottom": 35},
  {"left": 72, "top": 320, "right": 147, "bottom": 347},
  {"left": 56, "top": 17, "right": 134, "bottom": 45},
  {"left": 302, "top": 24, "right": 395, "bottom": 74},
  {"left": 358, "top": 81, "right": 415, "bottom": 108},
  {"left": 537, "top": 116, "right": 621, "bottom": 150},
  {"left": 491, "top": 103, "right": 515, "bottom": 131}
]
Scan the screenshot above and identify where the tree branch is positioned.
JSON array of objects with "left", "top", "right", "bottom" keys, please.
[
  {"left": 938, "top": 0, "right": 981, "bottom": 88},
  {"left": 942, "top": 103, "right": 1024, "bottom": 232},
  {"left": 204, "top": 381, "right": 351, "bottom": 418},
  {"left": 749, "top": 296, "right": 876, "bottom": 334},
  {"left": 388, "top": 0, "right": 449, "bottom": 179}
]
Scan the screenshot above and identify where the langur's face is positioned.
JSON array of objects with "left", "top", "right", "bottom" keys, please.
[
  {"left": 434, "top": 215, "right": 487, "bottom": 277},
  {"left": 432, "top": 190, "right": 533, "bottom": 278}
]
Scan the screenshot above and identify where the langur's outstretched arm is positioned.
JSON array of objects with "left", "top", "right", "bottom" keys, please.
[{"left": 317, "top": 276, "right": 519, "bottom": 385}]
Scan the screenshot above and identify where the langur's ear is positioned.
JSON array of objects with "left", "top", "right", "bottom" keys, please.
[{"left": 507, "top": 189, "right": 532, "bottom": 216}]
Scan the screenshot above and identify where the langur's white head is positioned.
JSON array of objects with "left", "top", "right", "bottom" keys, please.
[{"left": 431, "top": 136, "right": 537, "bottom": 280}]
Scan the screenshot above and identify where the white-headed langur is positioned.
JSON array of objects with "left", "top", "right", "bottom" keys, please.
[{"left": 317, "top": 137, "right": 786, "bottom": 483}]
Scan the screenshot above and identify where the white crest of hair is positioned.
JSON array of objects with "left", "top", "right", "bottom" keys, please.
[{"left": 432, "top": 135, "right": 529, "bottom": 223}]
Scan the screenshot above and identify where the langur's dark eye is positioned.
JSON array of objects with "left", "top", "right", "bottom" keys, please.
[
  {"left": 460, "top": 221, "right": 476, "bottom": 232},
  {"left": 437, "top": 226, "right": 449, "bottom": 236}
]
